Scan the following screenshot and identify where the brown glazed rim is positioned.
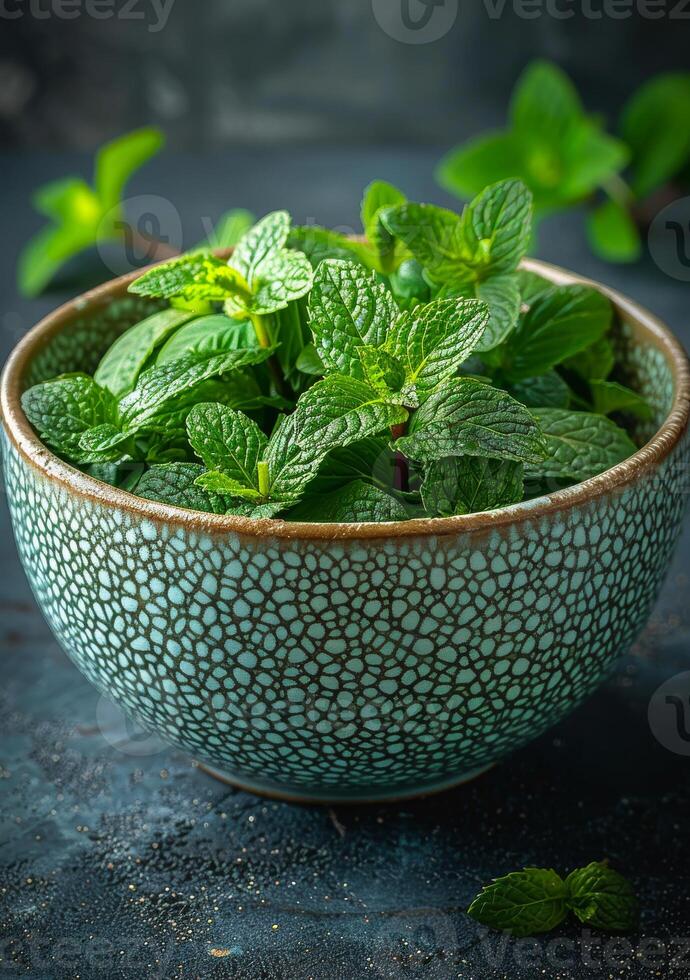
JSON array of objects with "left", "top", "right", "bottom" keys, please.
[{"left": 1, "top": 256, "right": 689, "bottom": 541}]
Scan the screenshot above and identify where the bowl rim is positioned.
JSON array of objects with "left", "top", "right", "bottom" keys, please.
[{"left": 2, "top": 256, "right": 689, "bottom": 541}]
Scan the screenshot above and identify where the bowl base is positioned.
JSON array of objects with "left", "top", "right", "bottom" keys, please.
[{"left": 195, "top": 761, "right": 495, "bottom": 805}]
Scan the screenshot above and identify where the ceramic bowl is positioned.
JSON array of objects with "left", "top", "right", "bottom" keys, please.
[{"left": 2, "top": 259, "right": 689, "bottom": 803}]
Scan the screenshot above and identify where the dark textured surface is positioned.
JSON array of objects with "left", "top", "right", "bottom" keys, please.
[{"left": 1, "top": 150, "right": 690, "bottom": 978}]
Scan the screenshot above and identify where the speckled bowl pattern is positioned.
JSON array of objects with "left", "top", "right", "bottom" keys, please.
[{"left": 2, "top": 260, "right": 689, "bottom": 803}]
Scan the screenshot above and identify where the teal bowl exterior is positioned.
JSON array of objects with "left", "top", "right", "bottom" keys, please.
[{"left": 2, "top": 260, "right": 689, "bottom": 803}]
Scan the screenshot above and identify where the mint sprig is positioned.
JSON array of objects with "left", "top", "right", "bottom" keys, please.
[{"left": 468, "top": 861, "right": 638, "bottom": 937}]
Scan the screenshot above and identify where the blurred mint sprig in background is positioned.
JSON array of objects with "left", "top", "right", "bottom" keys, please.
[
  {"left": 438, "top": 60, "right": 690, "bottom": 263},
  {"left": 17, "top": 127, "right": 255, "bottom": 298}
]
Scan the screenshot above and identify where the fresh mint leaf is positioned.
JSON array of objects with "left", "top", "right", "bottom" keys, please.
[
  {"left": 508, "top": 372, "right": 570, "bottom": 409},
  {"left": 94, "top": 308, "right": 194, "bottom": 397},
  {"left": 295, "top": 343, "right": 326, "bottom": 376},
  {"left": 620, "top": 72, "right": 690, "bottom": 198},
  {"left": 194, "top": 471, "right": 262, "bottom": 501},
  {"left": 440, "top": 275, "right": 520, "bottom": 351},
  {"left": 18, "top": 221, "right": 101, "bottom": 299},
  {"left": 118, "top": 346, "right": 275, "bottom": 430},
  {"left": 500, "top": 284, "right": 612, "bottom": 380},
  {"left": 361, "top": 179, "right": 407, "bottom": 272},
  {"left": 586, "top": 199, "right": 641, "bottom": 264},
  {"left": 590, "top": 380, "right": 652, "bottom": 420},
  {"left": 129, "top": 252, "right": 251, "bottom": 304},
  {"left": 565, "top": 862, "right": 639, "bottom": 933},
  {"left": 389, "top": 259, "right": 431, "bottom": 307},
  {"left": 137, "top": 462, "right": 233, "bottom": 514},
  {"left": 459, "top": 179, "right": 533, "bottom": 276},
  {"left": 288, "top": 480, "right": 408, "bottom": 523},
  {"left": 94, "top": 127, "right": 164, "bottom": 216},
  {"left": 382, "top": 202, "right": 465, "bottom": 281},
  {"left": 224, "top": 211, "right": 313, "bottom": 317},
  {"left": 422, "top": 456, "right": 524, "bottom": 517},
  {"left": 518, "top": 269, "right": 551, "bottom": 304},
  {"left": 21, "top": 375, "right": 120, "bottom": 464},
  {"left": 394, "top": 379, "right": 545, "bottom": 465},
  {"left": 562, "top": 336, "right": 615, "bottom": 381},
  {"left": 386, "top": 298, "right": 489, "bottom": 402},
  {"left": 437, "top": 132, "right": 524, "bottom": 200},
  {"left": 308, "top": 437, "right": 392, "bottom": 495},
  {"left": 358, "top": 345, "right": 406, "bottom": 397},
  {"left": 288, "top": 225, "right": 374, "bottom": 269},
  {"left": 467, "top": 867, "right": 569, "bottom": 937},
  {"left": 528, "top": 409, "right": 637, "bottom": 481},
  {"left": 198, "top": 209, "right": 255, "bottom": 250},
  {"left": 156, "top": 315, "right": 256, "bottom": 364},
  {"left": 266, "top": 375, "right": 408, "bottom": 500},
  {"left": 186, "top": 403, "right": 267, "bottom": 491},
  {"left": 308, "top": 260, "right": 398, "bottom": 379}
]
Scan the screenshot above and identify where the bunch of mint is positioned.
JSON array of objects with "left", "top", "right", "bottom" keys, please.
[
  {"left": 21, "top": 177, "right": 648, "bottom": 524},
  {"left": 438, "top": 60, "right": 690, "bottom": 263}
]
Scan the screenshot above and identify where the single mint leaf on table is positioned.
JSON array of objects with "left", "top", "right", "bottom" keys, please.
[
  {"left": 288, "top": 480, "right": 408, "bottom": 523},
  {"left": 94, "top": 308, "right": 195, "bottom": 397},
  {"left": 499, "top": 284, "right": 612, "bottom": 380},
  {"left": 422, "top": 456, "right": 524, "bottom": 517},
  {"left": 308, "top": 260, "right": 398, "bottom": 379},
  {"left": 565, "top": 862, "right": 639, "bottom": 932},
  {"left": 467, "top": 867, "right": 569, "bottom": 937},
  {"left": 386, "top": 298, "right": 489, "bottom": 402},
  {"left": 186, "top": 403, "right": 267, "bottom": 492},
  {"left": 590, "top": 380, "right": 652, "bottom": 421},
  {"left": 394, "top": 379, "right": 546, "bottom": 466},
  {"left": 507, "top": 371, "right": 570, "bottom": 409},
  {"left": 21, "top": 375, "right": 120, "bottom": 464},
  {"left": 266, "top": 375, "right": 408, "bottom": 501},
  {"left": 156, "top": 315, "right": 256, "bottom": 364},
  {"left": 130, "top": 252, "right": 251, "bottom": 305},
  {"left": 528, "top": 409, "right": 637, "bottom": 482}
]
